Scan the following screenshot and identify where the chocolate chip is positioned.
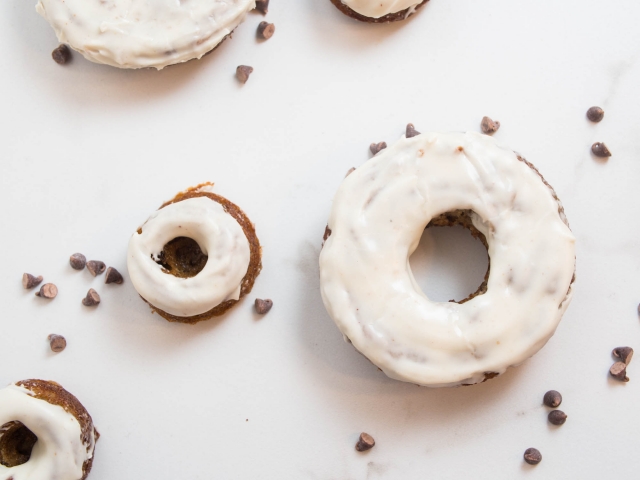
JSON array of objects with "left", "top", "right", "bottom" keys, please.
[
  {"left": 105, "top": 267, "right": 124, "bottom": 285},
  {"left": 86, "top": 260, "right": 106, "bottom": 277},
  {"left": 480, "top": 116, "right": 500, "bottom": 135},
  {"left": 406, "top": 123, "right": 420, "bottom": 138},
  {"left": 82, "top": 288, "right": 100, "bottom": 307},
  {"left": 543, "top": 390, "right": 562, "bottom": 408},
  {"left": 22, "top": 273, "right": 43, "bottom": 290},
  {"left": 355, "top": 432, "right": 375, "bottom": 452},
  {"left": 548, "top": 410, "right": 567, "bottom": 426},
  {"left": 255, "top": 0, "right": 269, "bottom": 14},
  {"left": 370, "top": 142, "right": 387, "bottom": 155},
  {"left": 236, "top": 65, "right": 254, "bottom": 84},
  {"left": 48, "top": 334, "right": 66, "bottom": 353},
  {"left": 591, "top": 142, "right": 611, "bottom": 158},
  {"left": 51, "top": 44, "right": 71, "bottom": 65},
  {"left": 254, "top": 298, "right": 273, "bottom": 315},
  {"left": 257, "top": 21, "right": 275, "bottom": 40},
  {"left": 69, "top": 253, "right": 86, "bottom": 270},
  {"left": 36, "top": 283, "right": 58, "bottom": 299},
  {"left": 523, "top": 448, "right": 542, "bottom": 465},
  {"left": 609, "top": 362, "right": 629, "bottom": 382},
  {"left": 345, "top": 167, "right": 356, "bottom": 177},
  {"left": 612, "top": 346, "right": 634, "bottom": 365},
  {"left": 586, "top": 106, "right": 604, "bottom": 122}
]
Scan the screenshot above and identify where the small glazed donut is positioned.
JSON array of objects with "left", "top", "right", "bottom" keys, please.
[
  {"left": 0, "top": 379, "right": 98, "bottom": 480},
  {"left": 329, "top": 0, "right": 429, "bottom": 23},
  {"left": 319, "top": 131, "right": 576, "bottom": 387},
  {"left": 36, "top": 0, "right": 256, "bottom": 69},
  {"left": 128, "top": 183, "right": 262, "bottom": 324}
]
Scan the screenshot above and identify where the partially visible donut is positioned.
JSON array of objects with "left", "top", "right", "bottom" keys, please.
[
  {"left": 319, "top": 131, "right": 576, "bottom": 387},
  {"left": 0, "top": 379, "right": 98, "bottom": 480},
  {"left": 329, "top": 0, "right": 429, "bottom": 23},
  {"left": 127, "top": 183, "right": 262, "bottom": 324}
]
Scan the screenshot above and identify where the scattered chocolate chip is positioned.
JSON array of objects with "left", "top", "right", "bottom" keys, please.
[
  {"left": 257, "top": 21, "right": 275, "bottom": 40},
  {"left": 370, "top": 142, "right": 387, "bottom": 155},
  {"left": 355, "top": 432, "right": 375, "bottom": 452},
  {"left": 51, "top": 44, "right": 71, "bottom": 65},
  {"left": 548, "top": 410, "right": 567, "bottom": 426},
  {"left": 523, "top": 448, "right": 542, "bottom": 465},
  {"left": 586, "top": 106, "right": 604, "bottom": 122},
  {"left": 609, "top": 362, "right": 629, "bottom": 382},
  {"left": 406, "top": 123, "right": 420, "bottom": 138},
  {"left": 255, "top": 0, "right": 269, "bottom": 14},
  {"left": 612, "top": 346, "right": 634, "bottom": 365},
  {"left": 543, "top": 390, "right": 562, "bottom": 408},
  {"left": 48, "top": 334, "right": 66, "bottom": 353},
  {"left": 254, "top": 298, "right": 273, "bottom": 315},
  {"left": 69, "top": 253, "right": 86, "bottom": 270},
  {"left": 105, "top": 267, "right": 124, "bottom": 285},
  {"left": 82, "top": 288, "right": 100, "bottom": 307},
  {"left": 480, "top": 116, "right": 500, "bottom": 135},
  {"left": 591, "top": 142, "right": 611, "bottom": 158},
  {"left": 36, "top": 283, "right": 58, "bottom": 299},
  {"left": 86, "top": 260, "right": 106, "bottom": 277},
  {"left": 236, "top": 65, "right": 254, "bottom": 84},
  {"left": 22, "top": 273, "right": 43, "bottom": 290}
]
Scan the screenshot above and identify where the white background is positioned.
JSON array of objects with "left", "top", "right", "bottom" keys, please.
[{"left": 1, "top": 0, "right": 640, "bottom": 478}]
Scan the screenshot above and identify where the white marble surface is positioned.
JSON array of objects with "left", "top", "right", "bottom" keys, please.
[{"left": 1, "top": 0, "right": 639, "bottom": 478}]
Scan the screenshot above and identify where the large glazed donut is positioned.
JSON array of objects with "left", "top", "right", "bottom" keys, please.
[
  {"left": 319, "top": 131, "right": 576, "bottom": 387},
  {"left": 128, "top": 183, "right": 262, "bottom": 324},
  {"left": 329, "top": 0, "right": 429, "bottom": 23},
  {"left": 0, "top": 379, "right": 98, "bottom": 480}
]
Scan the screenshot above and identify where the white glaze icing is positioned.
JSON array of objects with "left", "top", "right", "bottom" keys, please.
[
  {"left": 127, "top": 194, "right": 251, "bottom": 317},
  {"left": 319, "top": 131, "right": 576, "bottom": 387},
  {"left": 341, "top": 0, "right": 421, "bottom": 18},
  {"left": 0, "top": 383, "right": 95, "bottom": 480},
  {"left": 36, "top": 0, "right": 256, "bottom": 70}
]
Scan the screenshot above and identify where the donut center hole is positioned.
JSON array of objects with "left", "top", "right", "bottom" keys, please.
[
  {"left": 156, "top": 237, "right": 208, "bottom": 278},
  {"left": 0, "top": 421, "right": 38, "bottom": 467},
  {"left": 409, "top": 210, "right": 490, "bottom": 303}
]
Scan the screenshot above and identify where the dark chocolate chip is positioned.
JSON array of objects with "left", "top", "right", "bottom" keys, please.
[
  {"left": 523, "top": 448, "right": 542, "bottom": 465},
  {"left": 355, "top": 432, "right": 375, "bottom": 452},
  {"left": 406, "top": 123, "right": 420, "bottom": 138},
  {"left": 543, "top": 390, "right": 562, "bottom": 408},
  {"left": 36, "top": 283, "right": 58, "bottom": 299},
  {"left": 86, "top": 260, "right": 106, "bottom": 277},
  {"left": 51, "top": 44, "right": 71, "bottom": 65},
  {"left": 105, "top": 267, "right": 124, "bottom": 285},
  {"left": 610, "top": 362, "right": 629, "bottom": 382},
  {"left": 255, "top": 0, "right": 269, "bottom": 14},
  {"left": 22, "top": 273, "right": 43, "bottom": 290},
  {"left": 254, "top": 298, "right": 273, "bottom": 315},
  {"left": 236, "top": 65, "right": 254, "bottom": 84},
  {"left": 82, "top": 288, "right": 100, "bottom": 307},
  {"left": 69, "top": 253, "right": 86, "bottom": 270},
  {"left": 591, "top": 142, "right": 611, "bottom": 158},
  {"left": 548, "top": 410, "right": 567, "bottom": 426},
  {"left": 257, "top": 21, "right": 275, "bottom": 40},
  {"left": 586, "top": 106, "right": 604, "bottom": 122},
  {"left": 48, "top": 334, "right": 66, "bottom": 353},
  {"left": 370, "top": 142, "right": 387, "bottom": 155},
  {"left": 480, "top": 116, "right": 500, "bottom": 135},
  {"left": 612, "top": 346, "right": 634, "bottom": 365}
]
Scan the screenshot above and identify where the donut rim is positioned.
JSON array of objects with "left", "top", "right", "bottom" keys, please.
[
  {"left": 138, "top": 184, "right": 262, "bottom": 324},
  {"left": 328, "top": 0, "right": 429, "bottom": 23}
]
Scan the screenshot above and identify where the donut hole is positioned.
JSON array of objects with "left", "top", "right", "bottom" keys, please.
[
  {"left": 156, "top": 237, "right": 208, "bottom": 278},
  {"left": 409, "top": 210, "right": 490, "bottom": 304},
  {"left": 0, "top": 421, "right": 38, "bottom": 467}
]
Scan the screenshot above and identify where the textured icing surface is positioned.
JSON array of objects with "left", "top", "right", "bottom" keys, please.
[
  {"left": 36, "top": 0, "right": 256, "bottom": 69},
  {"left": 319, "top": 132, "right": 576, "bottom": 387},
  {"left": 128, "top": 196, "right": 251, "bottom": 317},
  {"left": 341, "top": 0, "right": 421, "bottom": 18}
]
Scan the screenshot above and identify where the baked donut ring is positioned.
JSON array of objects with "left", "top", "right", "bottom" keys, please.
[
  {"left": 127, "top": 183, "right": 262, "bottom": 324},
  {"left": 320, "top": 131, "right": 576, "bottom": 387},
  {"left": 329, "top": 0, "right": 429, "bottom": 23},
  {"left": 0, "top": 379, "right": 98, "bottom": 480}
]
